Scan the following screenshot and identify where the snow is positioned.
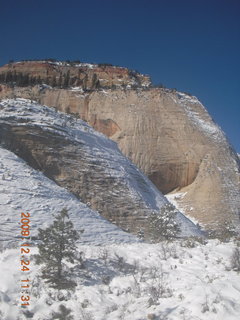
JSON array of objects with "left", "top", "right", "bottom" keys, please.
[
  {"left": 74, "top": 63, "right": 97, "bottom": 69},
  {"left": 0, "top": 97, "right": 239, "bottom": 319},
  {"left": 1, "top": 239, "right": 240, "bottom": 319},
  {"left": 0, "top": 98, "right": 200, "bottom": 238},
  {"left": 69, "top": 86, "right": 84, "bottom": 92},
  {"left": 0, "top": 98, "right": 215, "bottom": 319},
  {"left": 173, "top": 92, "right": 225, "bottom": 141},
  {"left": 0, "top": 146, "right": 138, "bottom": 247},
  {"left": 166, "top": 192, "right": 200, "bottom": 226}
]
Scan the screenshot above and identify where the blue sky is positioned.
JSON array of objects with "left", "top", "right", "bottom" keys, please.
[{"left": 1, "top": 0, "right": 239, "bottom": 152}]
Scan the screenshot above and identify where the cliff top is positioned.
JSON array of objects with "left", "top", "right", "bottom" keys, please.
[{"left": 0, "top": 60, "right": 152, "bottom": 90}]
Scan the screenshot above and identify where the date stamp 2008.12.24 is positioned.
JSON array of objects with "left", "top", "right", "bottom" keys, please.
[{"left": 20, "top": 212, "right": 31, "bottom": 307}]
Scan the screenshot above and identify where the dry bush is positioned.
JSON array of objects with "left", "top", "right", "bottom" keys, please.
[{"left": 231, "top": 247, "right": 240, "bottom": 271}]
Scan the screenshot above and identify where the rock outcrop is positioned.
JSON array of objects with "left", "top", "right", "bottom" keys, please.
[
  {"left": 0, "top": 60, "right": 151, "bottom": 90},
  {"left": 0, "top": 98, "right": 199, "bottom": 240},
  {"left": 0, "top": 61, "right": 239, "bottom": 234}
]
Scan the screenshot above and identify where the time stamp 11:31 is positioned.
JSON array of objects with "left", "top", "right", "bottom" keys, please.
[{"left": 20, "top": 212, "right": 31, "bottom": 307}]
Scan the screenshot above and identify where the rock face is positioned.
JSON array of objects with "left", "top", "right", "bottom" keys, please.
[
  {"left": 0, "top": 61, "right": 239, "bottom": 234},
  {"left": 0, "top": 146, "right": 138, "bottom": 246},
  {"left": 0, "top": 61, "right": 151, "bottom": 90},
  {"left": 0, "top": 99, "right": 199, "bottom": 240}
]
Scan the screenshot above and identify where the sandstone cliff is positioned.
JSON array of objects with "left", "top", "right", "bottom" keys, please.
[
  {"left": 0, "top": 98, "right": 199, "bottom": 240},
  {"left": 0, "top": 60, "right": 150, "bottom": 90},
  {"left": 0, "top": 61, "right": 239, "bottom": 234}
]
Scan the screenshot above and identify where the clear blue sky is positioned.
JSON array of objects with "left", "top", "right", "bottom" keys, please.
[{"left": 1, "top": 0, "right": 239, "bottom": 152}]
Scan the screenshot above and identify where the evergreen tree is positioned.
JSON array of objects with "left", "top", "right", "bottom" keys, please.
[
  {"left": 0, "top": 73, "right": 4, "bottom": 83},
  {"left": 91, "top": 73, "right": 100, "bottom": 89},
  {"left": 148, "top": 204, "right": 180, "bottom": 242},
  {"left": 12, "top": 70, "right": 17, "bottom": 83},
  {"left": 30, "top": 76, "right": 36, "bottom": 86},
  {"left": 37, "top": 75, "right": 42, "bottom": 85},
  {"left": 51, "top": 75, "right": 57, "bottom": 87},
  {"left": 58, "top": 73, "right": 63, "bottom": 87},
  {"left": 82, "top": 74, "right": 88, "bottom": 90},
  {"left": 35, "top": 208, "right": 80, "bottom": 289},
  {"left": 5, "top": 71, "right": 13, "bottom": 83},
  {"left": 63, "top": 70, "right": 70, "bottom": 88}
]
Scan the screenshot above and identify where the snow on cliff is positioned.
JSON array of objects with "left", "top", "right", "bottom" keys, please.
[{"left": 0, "top": 98, "right": 201, "bottom": 239}]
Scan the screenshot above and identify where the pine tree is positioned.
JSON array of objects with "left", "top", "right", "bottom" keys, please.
[
  {"left": 58, "top": 73, "right": 63, "bottom": 87},
  {"left": 148, "top": 204, "right": 180, "bottom": 242},
  {"left": 51, "top": 75, "right": 57, "bottom": 87},
  {"left": 82, "top": 74, "right": 88, "bottom": 90},
  {"left": 35, "top": 208, "right": 80, "bottom": 289},
  {"left": 63, "top": 70, "right": 70, "bottom": 88},
  {"left": 91, "top": 73, "right": 100, "bottom": 89}
]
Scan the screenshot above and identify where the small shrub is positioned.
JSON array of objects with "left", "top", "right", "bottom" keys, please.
[
  {"left": 105, "top": 303, "right": 118, "bottom": 314},
  {"left": 181, "top": 236, "right": 207, "bottom": 248},
  {"left": 201, "top": 295, "right": 210, "bottom": 313},
  {"left": 114, "top": 253, "right": 126, "bottom": 272},
  {"left": 102, "top": 275, "right": 111, "bottom": 285},
  {"left": 99, "top": 248, "right": 109, "bottom": 266},
  {"left": 81, "top": 299, "right": 90, "bottom": 309},
  {"left": 79, "top": 308, "right": 94, "bottom": 320},
  {"left": 52, "top": 304, "right": 73, "bottom": 320},
  {"left": 153, "top": 83, "right": 166, "bottom": 89},
  {"left": 98, "top": 63, "right": 113, "bottom": 68},
  {"left": 147, "top": 313, "right": 157, "bottom": 320},
  {"left": 231, "top": 247, "right": 240, "bottom": 271},
  {"left": 147, "top": 265, "right": 172, "bottom": 304}
]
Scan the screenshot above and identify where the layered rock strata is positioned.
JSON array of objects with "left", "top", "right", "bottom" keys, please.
[
  {"left": 0, "top": 99, "right": 199, "bottom": 240},
  {"left": 0, "top": 61, "right": 239, "bottom": 233}
]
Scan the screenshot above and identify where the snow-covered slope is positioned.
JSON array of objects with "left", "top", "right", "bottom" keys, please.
[
  {"left": 172, "top": 92, "right": 224, "bottom": 141},
  {"left": 1, "top": 240, "right": 240, "bottom": 320},
  {"left": 0, "top": 97, "right": 165, "bottom": 210},
  {"left": 0, "top": 146, "right": 137, "bottom": 247},
  {"left": 0, "top": 98, "right": 200, "bottom": 239}
]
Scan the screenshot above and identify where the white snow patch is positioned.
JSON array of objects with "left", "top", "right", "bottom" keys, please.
[
  {"left": 1, "top": 240, "right": 240, "bottom": 319},
  {"left": 174, "top": 92, "right": 225, "bottom": 141},
  {"left": 166, "top": 192, "right": 200, "bottom": 226}
]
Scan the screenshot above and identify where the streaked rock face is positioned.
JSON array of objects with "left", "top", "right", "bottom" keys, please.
[
  {"left": 0, "top": 99, "right": 199, "bottom": 240},
  {"left": 0, "top": 61, "right": 239, "bottom": 234},
  {"left": 35, "top": 88, "right": 240, "bottom": 232}
]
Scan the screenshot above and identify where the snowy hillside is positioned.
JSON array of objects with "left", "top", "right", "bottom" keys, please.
[
  {"left": 0, "top": 146, "right": 137, "bottom": 246},
  {"left": 1, "top": 239, "right": 240, "bottom": 319},
  {"left": 0, "top": 97, "right": 239, "bottom": 320},
  {"left": 0, "top": 97, "right": 167, "bottom": 210}
]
